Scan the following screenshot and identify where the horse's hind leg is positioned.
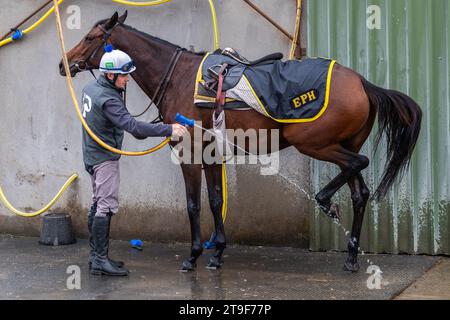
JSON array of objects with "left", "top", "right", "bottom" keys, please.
[
  {"left": 180, "top": 164, "right": 203, "bottom": 271},
  {"left": 344, "top": 173, "right": 370, "bottom": 272},
  {"left": 294, "top": 143, "right": 369, "bottom": 219},
  {"left": 203, "top": 163, "right": 226, "bottom": 269},
  {"left": 293, "top": 144, "right": 369, "bottom": 272}
]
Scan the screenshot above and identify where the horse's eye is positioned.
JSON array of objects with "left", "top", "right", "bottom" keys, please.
[{"left": 85, "top": 36, "right": 94, "bottom": 42}]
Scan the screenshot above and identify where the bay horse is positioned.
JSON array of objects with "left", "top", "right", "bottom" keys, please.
[{"left": 60, "top": 12, "right": 422, "bottom": 272}]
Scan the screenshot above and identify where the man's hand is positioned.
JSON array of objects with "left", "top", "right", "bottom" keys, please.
[{"left": 171, "top": 123, "right": 189, "bottom": 139}]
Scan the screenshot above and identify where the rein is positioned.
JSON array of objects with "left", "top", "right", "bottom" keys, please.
[
  {"left": 73, "top": 24, "right": 116, "bottom": 75},
  {"left": 79, "top": 23, "right": 184, "bottom": 122},
  {"left": 131, "top": 47, "right": 185, "bottom": 120}
]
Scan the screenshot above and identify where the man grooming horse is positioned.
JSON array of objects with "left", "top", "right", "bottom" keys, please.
[{"left": 82, "top": 47, "right": 187, "bottom": 276}]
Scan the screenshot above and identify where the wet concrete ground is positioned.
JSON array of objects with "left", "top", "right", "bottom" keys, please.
[
  {"left": 0, "top": 235, "right": 442, "bottom": 300},
  {"left": 395, "top": 258, "right": 450, "bottom": 300}
]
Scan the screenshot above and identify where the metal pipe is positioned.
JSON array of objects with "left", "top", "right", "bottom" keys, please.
[
  {"left": 242, "top": 0, "right": 294, "bottom": 41},
  {"left": 0, "top": 0, "right": 65, "bottom": 48},
  {"left": 0, "top": 0, "right": 53, "bottom": 41},
  {"left": 290, "top": 0, "right": 302, "bottom": 59}
]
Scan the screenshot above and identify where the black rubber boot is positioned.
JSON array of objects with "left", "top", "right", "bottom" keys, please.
[
  {"left": 105, "top": 212, "right": 125, "bottom": 268},
  {"left": 91, "top": 215, "right": 129, "bottom": 276},
  {"left": 88, "top": 204, "right": 124, "bottom": 269},
  {"left": 87, "top": 202, "right": 97, "bottom": 270}
]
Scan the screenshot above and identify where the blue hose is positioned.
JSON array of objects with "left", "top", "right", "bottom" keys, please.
[{"left": 175, "top": 113, "right": 195, "bottom": 128}]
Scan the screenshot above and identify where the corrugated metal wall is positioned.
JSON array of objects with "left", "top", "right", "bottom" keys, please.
[{"left": 308, "top": 0, "right": 450, "bottom": 255}]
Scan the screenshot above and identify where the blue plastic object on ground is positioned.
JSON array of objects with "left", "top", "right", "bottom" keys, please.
[{"left": 130, "top": 239, "right": 143, "bottom": 250}]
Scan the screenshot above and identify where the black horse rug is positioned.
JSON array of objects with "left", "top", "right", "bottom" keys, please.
[{"left": 194, "top": 52, "right": 336, "bottom": 123}]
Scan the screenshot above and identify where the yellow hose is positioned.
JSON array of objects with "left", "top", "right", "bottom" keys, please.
[
  {"left": 53, "top": 0, "right": 171, "bottom": 156},
  {"left": 112, "top": 0, "right": 172, "bottom": 6},
  {"left": 221, "top": 160, "right": 228, "bottom": 222},
  {"left": 289, "top": 0, "right": 302, "bottom": 59},
  {"left": 207, "top": 0, "right": 219, "bottom": 50},
  {"left": 0, "top": 0, "right": 77, "bottom": 217},
  {"left": 111, "top": 0, "right": 219, "bottom": 50},
  {"left": 0, "top": 0, "right": 65, "bottom": 48},
  {"left": 0, "top": 174, "right": 78, "bottom": 217}
]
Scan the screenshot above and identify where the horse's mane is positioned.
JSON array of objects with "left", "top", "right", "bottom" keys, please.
[{"left": 94, "top": 19, "right": 206, "bottom": 56}]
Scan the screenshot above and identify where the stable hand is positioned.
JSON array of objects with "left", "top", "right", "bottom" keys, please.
[{"left": 171, "top": 123, "right": 189, "bottom": 139}]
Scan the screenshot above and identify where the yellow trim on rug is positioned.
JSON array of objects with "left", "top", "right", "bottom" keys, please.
[
  {"left": 243, "top": 60, "right": 336, "bottom": 124},
  {"left": 194, "top": 53, "right": 210, "bottom": 99}
]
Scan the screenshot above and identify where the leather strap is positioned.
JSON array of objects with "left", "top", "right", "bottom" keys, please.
[
  {"left": 215, "top": 63, "right": 228, "bottom": 117},
  {"left": 131, "top": 47, "right": 184, "bottom": 118}
]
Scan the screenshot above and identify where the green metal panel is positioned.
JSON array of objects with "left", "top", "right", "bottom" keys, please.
[{"left": 308, "top": 0, "right": 450, "bottom": 255}]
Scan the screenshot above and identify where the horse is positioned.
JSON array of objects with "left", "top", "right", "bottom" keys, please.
[{"left": 59, "top": 12, "right": 422, "bottom": 272}]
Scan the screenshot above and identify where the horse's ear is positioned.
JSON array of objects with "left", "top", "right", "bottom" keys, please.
[
  {"left": 105, "top": 12, "right": 119, "bottom": 30},
  {"left": 118, "top": 10, "right": 128, "bottom": 24}
]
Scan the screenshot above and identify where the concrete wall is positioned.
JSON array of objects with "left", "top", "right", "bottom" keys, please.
[{"left": 0, "top": 0, "right": 310, "bottom": 247}]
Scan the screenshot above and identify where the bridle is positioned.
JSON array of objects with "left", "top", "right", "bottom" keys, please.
[
  {"left": 72, "top": 24, "right": 117, "bottom": 78},
  {"left": 72, "top": 22, "right": 185, "bottom": 122},
  {"left": 131, "top": 46, "right": 184, "bottom": 120}
]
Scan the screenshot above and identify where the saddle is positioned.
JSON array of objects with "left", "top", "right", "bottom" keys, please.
[
  {"left": 222, "top": 47, "right": 283, "bottom": 66},
  {"left": 194, "top": 49, "right": 336, "bottom": 123},
  {"left": 197, "top": 48, "right": 283, "bottom": 114},
  {"left": 203, "top": 48, "right": 283, "bottom": 94}
]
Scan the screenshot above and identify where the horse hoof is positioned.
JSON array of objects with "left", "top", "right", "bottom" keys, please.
[
  {"left": 328, "top": 203, "right": 340, "bottom": 220},
  {"left": 343, "top": 261, "right": 360, "bottom": 273},
  {"left": 179, "top": 259, "right": 196, "bottom": 272},
  {"left": 206, "top": 257, "right": 223, "bottom": 270}
]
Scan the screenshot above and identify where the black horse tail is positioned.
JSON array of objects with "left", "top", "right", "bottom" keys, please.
[{"left": 361, "top": 77, "right": 422, "bottom": 202}]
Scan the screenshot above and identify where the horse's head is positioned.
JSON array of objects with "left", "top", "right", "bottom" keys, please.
[{"left": 59, "top": 11, "right": 128, "bottom": 77}]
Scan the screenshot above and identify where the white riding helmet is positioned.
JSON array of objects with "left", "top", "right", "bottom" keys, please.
[{"left": 99, "top": 46, "right": 136, "bottom": 74}]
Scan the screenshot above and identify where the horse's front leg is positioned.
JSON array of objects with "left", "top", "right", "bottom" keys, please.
[
  {"left": 204, "top": 163, "right": 226, "bottom": 269},
  {"left": 180, "top": 164, "right": 203, "bottom": 271}
]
